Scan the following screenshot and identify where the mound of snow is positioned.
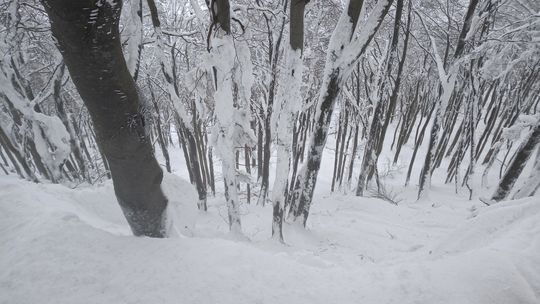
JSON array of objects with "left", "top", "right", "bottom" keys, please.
[{"left": 161, "top": 173, "right": 199, "bottom": 236}]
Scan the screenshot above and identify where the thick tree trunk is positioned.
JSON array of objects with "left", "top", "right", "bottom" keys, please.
[{"left": 42, "top": 0, "right": 170, "bottom": 237}]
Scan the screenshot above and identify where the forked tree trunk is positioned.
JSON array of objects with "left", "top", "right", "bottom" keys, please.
[{"left": 42, "top": 0, "right": 170, "bottom": 237}]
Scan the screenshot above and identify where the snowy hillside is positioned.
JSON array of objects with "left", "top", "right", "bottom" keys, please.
[
  {"left": 1, "top": 0, "right": 540, "bottom": 303},
  {"left": 1, "top": 173, "right": 538, "bottom": 304}
]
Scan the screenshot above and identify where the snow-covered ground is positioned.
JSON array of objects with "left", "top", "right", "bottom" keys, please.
[{"left": 1, "top": 152, "right": 539, "bottom": 304}]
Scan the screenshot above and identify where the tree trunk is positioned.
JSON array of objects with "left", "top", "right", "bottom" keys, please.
[
  {"left": 417, "top": 0, "right": 479, "bottom": 199},
  {"left": 42, "top": 0, "right": 170, "bottom": 237},
  {"left": 207, "top": 0, "right": 254, "bottom": 235},
  {"left": 288, "top": 0, "right": 393, "bottom": 226},
  {"left": 356, "top": 0, "right": 404, "bottom": 196},
  {"left": 269, "top": 0, "right": 308, "bottom": 242}
]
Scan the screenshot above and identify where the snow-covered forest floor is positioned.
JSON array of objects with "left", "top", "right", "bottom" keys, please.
[{"left": 2, "top": 144, "right": 539, "bottom": 304}]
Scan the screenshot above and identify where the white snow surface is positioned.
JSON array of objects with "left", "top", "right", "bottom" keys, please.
[{"left": 1, "top": 170, "right": 539, "bottom": 303}]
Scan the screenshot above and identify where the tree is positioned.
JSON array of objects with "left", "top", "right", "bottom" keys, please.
[
  {"left": 41, "top": 0, "right": 171, "bottom": 237},
  {"left": 147, "top": 0, "right": 210, "bottom": 211},
  {"left": 207, "top": 0, "right": 255, "bottom": 235},
  {"left": 288, "top": 0, "right": 394, "bottom": 226},
  {"left": 356, "top": 0, "right": 405, "bottom": 196},
  {"left": 270, "top": 0, "right": 309, "bottom": 242},
  {"left": 416, "top": 0, "right": 480, "bottom": 199}
]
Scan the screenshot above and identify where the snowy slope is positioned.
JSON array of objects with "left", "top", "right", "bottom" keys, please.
[{"left": 0, "top": 174, "right": 539, "bottom": 304}]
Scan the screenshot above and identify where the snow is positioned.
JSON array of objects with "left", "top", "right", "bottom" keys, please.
[{"left": 1, "top": 163, "right": 539, "bottom": 303}]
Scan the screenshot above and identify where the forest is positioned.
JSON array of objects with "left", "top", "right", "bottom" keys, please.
[{"left": 1, "top": 0, "right": 539, "bottom": 303}]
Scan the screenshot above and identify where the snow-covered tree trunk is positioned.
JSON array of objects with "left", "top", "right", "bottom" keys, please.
[
  {"left": 124, "top": 0, "right": 143, "bottom": 81},
  {"left": 207, "top": 0, "right": 254, "bottom": 235},
  {"left": 288, "top": 0, "right": 393, "bottom": 226},
  {"left": 42, "top": 0, "right": 171, "bottom": 237},
  {"left": 270, "top": 0, "right": 308, "bottom": 241}
]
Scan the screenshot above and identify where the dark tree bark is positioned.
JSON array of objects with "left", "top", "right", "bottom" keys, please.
[
  {"left": 42, "top": 0, "right": 169, "bottom": 237},
  {"left": 244, "top": 145, "right": 252, "bottom": 204}
]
